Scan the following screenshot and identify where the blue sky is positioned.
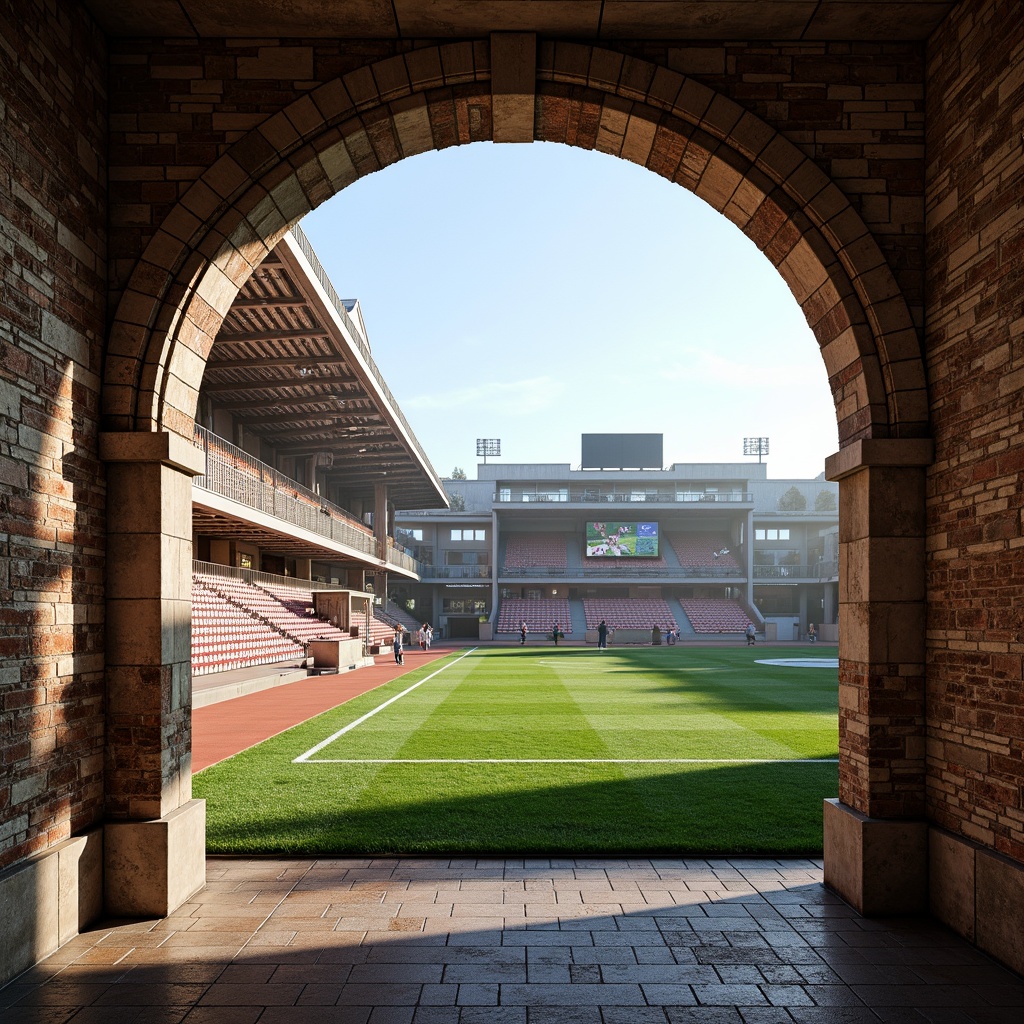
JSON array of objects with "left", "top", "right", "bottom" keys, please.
[{"left": 301, "top": 142, "right": 839, "bottom": 481}]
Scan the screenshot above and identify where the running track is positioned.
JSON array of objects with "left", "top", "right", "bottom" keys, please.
[{"left": 192, "top": 646, "right": 453, "bottom": 771}]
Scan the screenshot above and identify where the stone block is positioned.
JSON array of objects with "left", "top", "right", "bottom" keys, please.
[
  {"left": 491, "top": 33, "right": 536, "bottom": 143},
  {"left": 0, "top": 846, "right": 58, "bottom": 986},
  {"left": 929, "top": 826, "right": 976, "bottom": 941},
  {"left": 0, "top": 831, "right": 102, "bottom": 987},
  {"left": 105, "top": 799, "right": 206, "bottom": 918},
  {"left": 823, "top": 798, "right": 927, "bottom": 915},
  {"left": 975, "top": 845, "right": 1024, "bottom": 976}
]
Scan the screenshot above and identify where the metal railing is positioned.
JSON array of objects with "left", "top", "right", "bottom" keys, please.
[
  {"left": 419, "top": 565, "right": 493, "bottom": 580},
  {"left": 193, "top": 559, "right": 350, "bottom": 592},
  {"left": 754, "top": 562, "right": 839, "bottom": 580},
  {"left": 192, "top": 424, "right": 422, "bottom": 575},
  {"left": 495, "top": 490, "right": 754, "bottom": 504},
  {"left": 497, "top": 565, "right": 744, "bottom": 578}
]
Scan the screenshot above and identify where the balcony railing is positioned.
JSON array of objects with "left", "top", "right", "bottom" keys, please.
[
  {"left": 754, "top": 563, "right": 839, "bottom": 580},
  {"left": 191, "top": 424, "right": 421, "bottom": 574},
  {"left": 419, "top": 565, "right": 493, "bottom": 580},
  {"left": 498, "top": 565, "right": 744, "bottom": 578},
  {"left": 495, "top": 490, "right": 753, "bottom": 504}
]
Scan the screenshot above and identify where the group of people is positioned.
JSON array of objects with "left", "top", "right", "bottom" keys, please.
[{"left": 392, "top": 622, "right": 433, "bottom": 665}]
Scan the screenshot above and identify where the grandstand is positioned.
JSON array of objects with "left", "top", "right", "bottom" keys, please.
[
  {"left": 583, "top": 599, "right": 678, "bottom": 632},
  {"left": 503, "top": 533, "right": 569, "bottom": 569},
  {"left": 395, "top": 432, "right": 839, "bottom": 642},
  {"left": 669, "top": 532, "right": 741, "bottom": 570},
  {"left": 496, "top": 598, "right": 572, "bottom": 634},
  {"left": 680, "top": 597, "right": 753, "bottom": 634}
]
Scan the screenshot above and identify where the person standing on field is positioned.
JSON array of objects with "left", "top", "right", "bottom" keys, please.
[
  {"left": 745, "top": 622, "right": 756, "bottom": 646},
  {"left": 598, "top": 620, "right": 608, "bottom": 650},
  {"left": 393, "top": 627, "right": 404, "bottom": 665},
  {"left": 520, "top": 620, "right": 527, "bottom": 645}
]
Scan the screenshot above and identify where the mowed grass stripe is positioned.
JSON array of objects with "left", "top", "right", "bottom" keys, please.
[
  {"left": 387, "top": 650, "right": 617, "bottom": 762},
  {"left": 193, "top": 646, "right": 839, "bottom": 854}
]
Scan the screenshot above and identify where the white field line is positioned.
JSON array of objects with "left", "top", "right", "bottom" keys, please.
[
  {"left": 292, "top": 648, "right": 477, "bottom": 763},
  {"left": 300, "top": 757, "right": 840, "bottom": 765}
]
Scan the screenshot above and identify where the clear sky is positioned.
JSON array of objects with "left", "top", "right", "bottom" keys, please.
[{"left": 301, "top": 142, "right": 839, "bottom": 481}]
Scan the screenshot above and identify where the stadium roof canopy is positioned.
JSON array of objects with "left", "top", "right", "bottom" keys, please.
[
  {"left": 200, "top": 226, "right": 448, "bottom": 513},
  {"left": 82, "top": 1, "right": 955, "bottom": 41}
]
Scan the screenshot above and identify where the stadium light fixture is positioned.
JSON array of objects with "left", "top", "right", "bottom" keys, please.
[
  {"left": 476, "top": 438, "right": 501, "bottom": 463},
  {"left": 743, "top": 437, "right": 770, "bottom": 463}
]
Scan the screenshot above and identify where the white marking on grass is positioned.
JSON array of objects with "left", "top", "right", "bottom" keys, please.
[
  {"left": 292, "top": 648, "right": 477, "bottom": 763},
  {"left": 755, "top": 658, "right": 839, "bottom": 669},
  {"left": 300, "top": 757, "right": 839, "bottom": 765}
]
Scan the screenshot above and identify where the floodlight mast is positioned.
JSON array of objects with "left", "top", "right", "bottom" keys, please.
[
  {"left": 743, "top": 437, "right": 770, "bottom": 463},
  {"left": 476, "top": 438, "right": 501, "bottom": 464}
]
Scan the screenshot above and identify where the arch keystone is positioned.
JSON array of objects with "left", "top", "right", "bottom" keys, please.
[{"left": 491, "top": 33, "right": 536, "bottom": 143}]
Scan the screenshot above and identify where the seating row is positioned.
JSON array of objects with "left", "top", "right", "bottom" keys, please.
[
  {"left": 679, "top": 598, "right": 752, "bottom": 633},
  {"left": 582, "top": 599, "right": 678, "bottom": 631}
]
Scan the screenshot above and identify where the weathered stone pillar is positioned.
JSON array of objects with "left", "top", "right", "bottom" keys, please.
[
  {"left": 100, "top": 431, "right": 207, "bottom": 917},
  {"left": 823, "top": 438, "right": 933, "bottom": 914}
]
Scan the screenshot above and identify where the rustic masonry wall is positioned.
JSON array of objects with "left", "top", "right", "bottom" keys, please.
[
  {"left": 0, "top": 0, "right": 108, "bottom": 870},
  {"left": 926, "top": 0, "right": 1024, "bottom": 861},
  {"left": 106, "top": 38, "right": 925, "bottom": 328}
]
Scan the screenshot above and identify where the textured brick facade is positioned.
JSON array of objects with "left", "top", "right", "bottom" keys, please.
[
  {"left": 0, "top": 0, "right": 108, "bottom": 869},
  {"left": 106, "top": 37, "right": 925, "bottom": 324},
  {"left": 925, "top": 0, "right": 1024, "bottom": 861}
]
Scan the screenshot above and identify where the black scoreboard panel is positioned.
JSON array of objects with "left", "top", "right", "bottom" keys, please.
[{"left": 581, "top": 434, "right": 663, "bottom": 470}]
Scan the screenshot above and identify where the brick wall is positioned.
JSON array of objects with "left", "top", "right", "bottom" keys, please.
[
  {"left": 107, "top": 37, "right": 925, "bottom": 326},
  {"left": 925, "top": 0, "right": 1024, "bottom": 861},
  {"left": 0, "top": 0, "right": 108, "bottom": 868}
]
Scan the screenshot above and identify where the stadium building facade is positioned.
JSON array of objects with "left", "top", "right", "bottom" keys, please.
[{"left": 394, "top": 444, "right": 839, "bottom": 644}]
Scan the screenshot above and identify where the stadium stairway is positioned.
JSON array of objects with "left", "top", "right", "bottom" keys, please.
[
  {"left": 668, "top": 597, "right": 698, "bottom": 638},
  {"left": 569, "top": 599, "right": 588, "bottom": 638}
]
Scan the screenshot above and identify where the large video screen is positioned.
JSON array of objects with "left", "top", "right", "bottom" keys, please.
[
  {"left": 585, "top": 521, "right": 659, "bottom": 557},
  {"left": 582, "top": 434, "right": 663, "bottom": 470}
]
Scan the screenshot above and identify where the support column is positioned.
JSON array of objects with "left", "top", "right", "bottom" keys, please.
[
  {"left": 824, "top": 438, "right": 933, "bottom": 915},
  {"left": 100, "top": 431, "right": 207, "bottom": 917},
  {"left": 374, "top": 480, "right": 388, "bottom": 561}
]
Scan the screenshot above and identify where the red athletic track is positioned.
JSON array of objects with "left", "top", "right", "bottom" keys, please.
[{"left": 192, "top": 646, "right": 453, "bottom": 771}]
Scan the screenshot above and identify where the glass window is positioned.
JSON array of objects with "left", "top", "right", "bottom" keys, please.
[
  {"left": 755, "top": 529, "right": 766, "bottom": 540},
  {"left": 450, "top": 528, "right": 488, "bottom": 542}
]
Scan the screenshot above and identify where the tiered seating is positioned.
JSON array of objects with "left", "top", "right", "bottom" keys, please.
[
  {"left": 261, "top": 580, "right": 395, "bottom": 646},
  {"left": 496, "top": 598, "right": 571, "bottom": 633},
  {"left": 504, "top": 533, "right": 568, "bottom": 569},
  {"left": 679, "top": 598, "right": 752, "bottom": 633},
  {"left": 258, "top": 581, "right": 349, "bottom": 642},
  {"left": 582, "top": 599, "right": 678, "bottom": 631},
  {"left": 191, "top": 581, "right": 304, "bottom": 675},
  {"left": 669, "top": 533, "right": 740, "bottom": 569},
  {"left": 384, "top": 601, "right": 423, "bottom": 633}
]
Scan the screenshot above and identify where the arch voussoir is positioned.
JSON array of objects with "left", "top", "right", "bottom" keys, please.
[{"left": 103, "top": 40, "right": 926, "bottom": 448}]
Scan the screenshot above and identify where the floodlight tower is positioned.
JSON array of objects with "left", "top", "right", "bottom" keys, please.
[
  {"left": 743, "top": 437, "right": 770, "bottom": 463},
  {"left": 476, "top": 438, "right": 501, "bottom": 464}
]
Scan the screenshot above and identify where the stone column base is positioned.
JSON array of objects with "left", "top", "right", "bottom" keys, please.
[
  {"left": 0, "top": 830, "right": 103, "bottom": 987},
  {"left": 104, "top": 799, "right": 206, "bottom": 918},
  {"left": 823, "top": 798, "right": 927, "bottom": 915}
]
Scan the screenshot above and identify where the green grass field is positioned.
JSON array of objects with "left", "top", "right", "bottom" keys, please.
[{"left": 194, "top": 645, "right": 839, "bottom": 855}]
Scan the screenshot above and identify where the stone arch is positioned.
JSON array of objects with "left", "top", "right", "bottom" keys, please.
[
  {"left": 98, "top": 40, "right": 934, "bottom": 919},
  {"left": 102, "top": 40, "right": 928, "bottom": 448}
]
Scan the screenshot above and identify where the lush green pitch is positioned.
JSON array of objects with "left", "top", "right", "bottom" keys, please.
[{"left": 194, "top": 645, "right": 838, "bottom": 855}]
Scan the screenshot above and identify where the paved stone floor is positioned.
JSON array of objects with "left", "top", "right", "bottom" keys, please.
[{"left": 3, "top": 857, "right": 1023, "bottom": 1024}]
